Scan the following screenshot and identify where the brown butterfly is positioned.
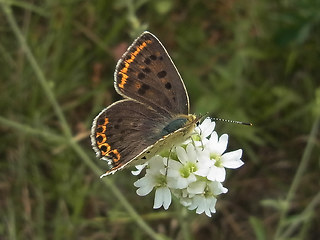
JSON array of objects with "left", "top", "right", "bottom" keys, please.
[{"left": 91, "top": 32, "right": 198, "bottom": 176}]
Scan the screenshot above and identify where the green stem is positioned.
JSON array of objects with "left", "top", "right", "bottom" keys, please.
[
  {"left": 2, "top": 3, "right": 72, "bottom": 139},
  {"left": 0, "top": 0, "right": 48, "bottom": 16},
  {"left": 275, "top": 115, "right": 320, "bottom": 239},
  {"left": 282, "top": 191, "right": 320, "bottom": 238},
  {"left": 0, "top": 116, "right": 65, "bottom": 143}
]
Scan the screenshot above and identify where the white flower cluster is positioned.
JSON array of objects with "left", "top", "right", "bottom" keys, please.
[{"left": 132, "top": 118, "right": 244, "bottom": 217}]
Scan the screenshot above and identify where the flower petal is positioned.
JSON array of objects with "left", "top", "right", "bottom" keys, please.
[
  {"left": 203, "top": 120, "right": 216, "bottom": 138},
  {"left": 207, "top": 196, "right": 217, "bottom": 213},
  {"left": 208, "top": 181, "right": 228, "bottom": 195},
  {"left": 209, "top": 131, "right": 218, "bottom": 145},
  {"left": 148, "top": 155, "right": 166, "bottom": 173},
  {"left": 153, "top": 187, "right": 171, "bottom": 210},
  {"left": 175, "top": 177, "right": 188, "bottom": 189},
  {"left": 136, "top": 183, "right": 154, "bottom": 196},
  {"left": 131, "top": 163, "right": 147, "bottom": 175},
  {"left": 195, "top": 197, "right": 206, "bottom": 214},
  {"left": 216, "top": 134, "right": 228, "bottom": 155},
  {"left": 221, "top": 149, "right": 244, "bottom": 169},
  {"left": 207, "top": 166, "right": 226, "bottom": 182},
  {"left": 194, "top": 155, "right": 213, "bottom": 177},
  {"left": 194, "top": 167, "right": 209, "bottom": 177},
  {"left": 166, "top": 160, "right": 182, "bottom": 177},
  {"left": 134, "top": 175, "right": 155, "bottom": 196},
  {"left": 186, "top": 174, "right": 197, "bottom": 184},
  {"left": 188, "top": 181, "right": 206, "bottom": 194},
  {"left": 134, "top": 175, "right": 151, "bottom": 187},
  {"left": 197, "top": 118, "right": 216, "bottom": 138},
  {"left": 186, "top": 143, "right": 197, "bottom": 163},
  {"left": 176, "top": 146, "right": 188, "bottom": 164}
]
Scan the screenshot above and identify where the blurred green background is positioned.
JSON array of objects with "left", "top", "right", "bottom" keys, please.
[{"left": 1, "top": 0, "right": 320, "bottom": 239}]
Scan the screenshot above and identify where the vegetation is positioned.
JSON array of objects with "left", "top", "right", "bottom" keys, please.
[{"left": 1, "top": 0, "right": 319, "bottom": 239}]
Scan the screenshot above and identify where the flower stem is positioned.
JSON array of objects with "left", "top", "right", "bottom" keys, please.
[
  {"left": 2, "top": 2, "right": 72, "bottom": 139},
  {"left": 275, "top": 115, "right": 320, "bottom": 239}
]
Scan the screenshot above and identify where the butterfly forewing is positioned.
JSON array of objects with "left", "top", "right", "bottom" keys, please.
[{"left": 114, "top": 32, "right": 189, "bottom": 116}]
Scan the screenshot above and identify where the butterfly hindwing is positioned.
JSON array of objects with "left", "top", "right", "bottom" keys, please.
[{"left": 91, "top": 99, "right": 178, "bottom": 173}]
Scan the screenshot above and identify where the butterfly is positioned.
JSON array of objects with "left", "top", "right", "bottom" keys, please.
[{"left": 91, "top": 32, "right": 198, "bottom": 176}]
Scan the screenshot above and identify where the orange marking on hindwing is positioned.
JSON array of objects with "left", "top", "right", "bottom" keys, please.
[
  {"left": 98, "top": 117, "right": 109, "bottom": 126},
  {"left": 96, "top": 117, "right": 109, "bottom": 144},
  {"left": 95, "top": 116, "right": 122, "bottom": 162},
  {"left": 96, "top": 132, "right": 106, "bottom": 144},
  {"left": 111, "top": 149, "right": 121, "bottom": 162},
  {"left": 98, "top": 125, "right": 107, "bottom": 134},
  {"left": 135, "top": 82, "right": 141, "bottom": 89},
  {"left": 99, "top": 142, "right": 111, "bottom": 155},
  {"left": 118, "top": 40, "right": 152, "bottom": 89}
]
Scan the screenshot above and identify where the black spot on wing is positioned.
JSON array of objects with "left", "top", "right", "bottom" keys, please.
[
  {"left": 157, "top": 71, "right": 167, "bottom": 78},
  {"left": 144, "top": 58, "right": 151, "bottom": 65},
  {"left": 101, "top": 145, "right": 107, "bottom": 152},
  {"left": 96, "top": 135, "right": 103, "bottom": 142},
  {"left": 165, "top": 82, "right": 172, "bottom": 89},
  {"left": 138, "top": 72, "right": 145, "bottom": 80},
  {"left": 143, "top": 67, "right": 151, "bottom": 73},
  {"left": 137, "top": 83, "right": 150, "bottom": 95}
]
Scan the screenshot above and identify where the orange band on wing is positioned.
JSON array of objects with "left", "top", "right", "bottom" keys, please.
[
  {"left": 118, "top": 40, "right": 152, "bottom": 89},
  {"left": 95, "top": 116, "right": 122, "bottom": 163},
  {"left": 111, "top": 149, "right": 120, "bottom": 162}
]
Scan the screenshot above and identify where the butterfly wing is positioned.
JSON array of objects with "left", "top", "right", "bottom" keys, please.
[
  {"left": 91, "top": 99, "right": 179, "bottom": 174},
  {"left": 114, "top": 31, "right": 190, "bottom": 116}
]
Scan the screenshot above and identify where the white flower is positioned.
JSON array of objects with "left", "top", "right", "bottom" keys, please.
[
  {"left": 166, "top": 143, "right": 199, "bottom": 189},
  {"left": 195, "top": 132, "right": 244, "bottom": 182},
  {"left": 188, "top": 181, "right": 228, "bottom": 217},
  {"left": 185, "top": 117, "right": 215, "bottom": 147},
  {"left": 131, "top": 163, "right": 148, "bottom": 175},
  {"left": 194, "top": 117, "right": 216, "bottom": 140},
  {"left": 131, "top": 117, "right": 245, "bottom": 217},
  {"left": 133, "top": 155, "right": 172, "bottom": 210},
  {"left": 188, "top": 194, "right": 217, "bottom": 217}
]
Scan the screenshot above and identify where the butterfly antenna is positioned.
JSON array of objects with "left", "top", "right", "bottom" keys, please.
[{"left": 211, "top": 117, "right": 253, "bottom": 126}]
